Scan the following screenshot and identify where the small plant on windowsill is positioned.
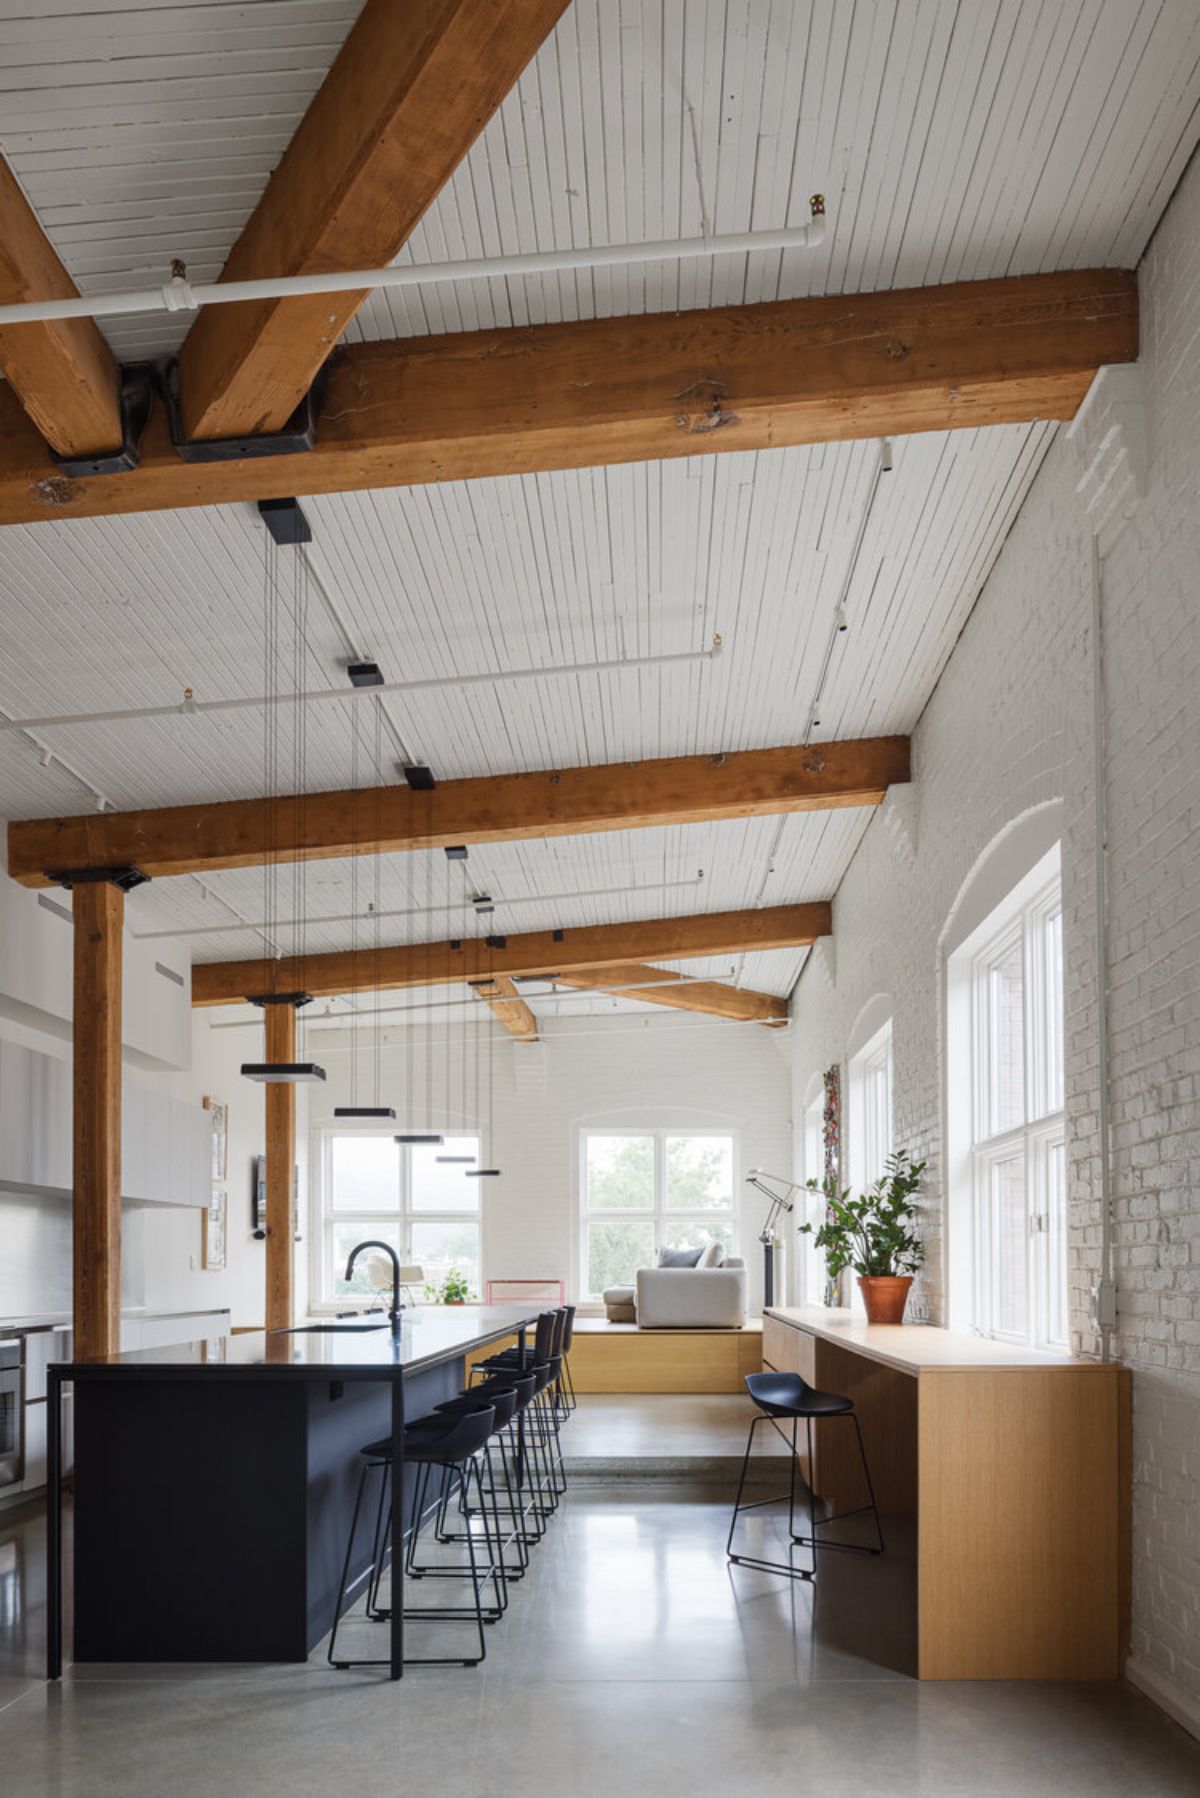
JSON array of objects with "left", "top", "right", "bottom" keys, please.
[
  {"left": 425, "top": 1267, "right": 473, "bottom": 1306},
  {"left": 799, "top": 1151, "right": 926, "bottom": 1324}
]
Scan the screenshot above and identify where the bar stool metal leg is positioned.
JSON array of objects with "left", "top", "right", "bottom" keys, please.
[{"left": 726, "top": 1415, "right": 816, "bottom": 1582}]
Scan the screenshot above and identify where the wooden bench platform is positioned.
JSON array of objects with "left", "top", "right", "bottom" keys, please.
[{"left": 569, "top": 1318, "right": 763, "bottom": 1393}]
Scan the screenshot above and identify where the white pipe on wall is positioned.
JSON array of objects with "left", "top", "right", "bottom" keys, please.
[
  {"left": 0, "top": 212, "right": 826, "bottom": 329},
  {"left": 1091, "top": 533, "right": 1116, "bottom": 1363}
]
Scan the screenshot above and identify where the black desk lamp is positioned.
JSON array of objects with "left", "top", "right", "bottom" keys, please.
[{"left": 745, "top": 1169, "right": 803, "bottom": 1307}]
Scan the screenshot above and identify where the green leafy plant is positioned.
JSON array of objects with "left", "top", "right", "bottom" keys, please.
[
  {"left": 798, "top": 1151, "right": 927, "bottom": 1280},
  {"left": 425, "top": 1267, "right": 472, "bottom": 1304}
]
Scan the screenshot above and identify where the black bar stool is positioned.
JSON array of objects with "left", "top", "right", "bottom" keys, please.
[
  {"left": 442, "top": 1368, "right": 550, "bottom": 1550},
  {"left": 475, "top": 1310, "right": 567, "bottom": 1511},
  {"left": 328, "top": 1403, "right": 498, "bottom": 1670},
  {"left": 726, "top": 1370, "right": 884, "bottom": 1582},
  {"left": 555, "top": 1304, "right": 577, "bottom": 1417},
  {"left": 418, "top": 1382, "right": 528, "bottom": 1596}
]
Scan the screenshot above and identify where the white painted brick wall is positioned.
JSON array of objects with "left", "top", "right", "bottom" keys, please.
[
  {"left": 789, "top": 149, "right": 1200, "bottom": 1720},
  {"left": 311, "top": 1011, "right": 792, "bottom": 1316}
]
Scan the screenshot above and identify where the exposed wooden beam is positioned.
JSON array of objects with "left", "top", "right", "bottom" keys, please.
[
  {"left": 191, "top": 904, "right": 830, "bottom": 1006},
  {"left": 0, "top": 156, "right": 122, "bottom": 459},
  {"left": 471, "top": 974, "right": 538, "bottom": 1041},
  {"left": 550, "top": 963, "right": 789, "bottom": 1027},
  {"left": 0, "top": 269, "right": 1136, "bottom": 528},
  {"left": 177, "top": 0, "right": 570, "bottom": 442},
  {"left": 7, "top": 737, "right": 909, "bottom": 887},
  {"left": 72, "top": 882, "right": 124, "bottom": 1360},
  {"left": 263, "top": 1004, "right": 296, "bottom": 1332}
]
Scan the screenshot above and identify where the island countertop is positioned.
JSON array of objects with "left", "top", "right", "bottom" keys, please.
[
  {"left": 52, "top": 1304, "right": 537, "bottom": 1381},
  {"left": 46, "top": 1303, "right": 546, "bottom": 1677}
]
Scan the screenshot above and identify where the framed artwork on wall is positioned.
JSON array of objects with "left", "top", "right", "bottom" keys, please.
[
  {"left": 822, "top": 1064, "right": 842, "bottom": 1305},
  {"left": 203, "top": 1096, "right": 228, "bottom": 1184}
]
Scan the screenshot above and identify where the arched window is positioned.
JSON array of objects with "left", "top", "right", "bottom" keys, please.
[
  {"left": 846, "top": 997, "right": 894, "bottom": 1314},
  {"left": 946, "top": 820, "right": 1066, "bottom": 1348}
]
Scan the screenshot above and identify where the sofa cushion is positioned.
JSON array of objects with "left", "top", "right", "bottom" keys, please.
[
  {"left": 656, "top": 1244, "right": 704, "bottom": 1268},
  {"left": 697, "top": 1241, "right": 726, "bottom": 1268}
]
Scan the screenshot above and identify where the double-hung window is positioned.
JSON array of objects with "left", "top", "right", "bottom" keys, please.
[
  {"left": 316, "top": 1130, "right": 482, "bottom": 1304},
  {"left": 846, "top": 1020, "right": 893, "bottom": 1313},
  {"left": 849, "top": 1023, "right": 893, "bottom": 1193},
  {"left": 579, "top": 1129, "right": 737, "bottom": 1299},
  {"left": 949, "top": 847, "right": 1066, "bottom": 1348}
]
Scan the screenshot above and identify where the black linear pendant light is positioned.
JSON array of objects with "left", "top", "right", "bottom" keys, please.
[
  {"left": 464, "top": 929, "right": 501, "bottom": 1178},
  {"left": 334, "top": 680, "right": 395, "bottom": 1119},
  {"left": 241, "top": 513, "right": 324, "bottom": 1085}
]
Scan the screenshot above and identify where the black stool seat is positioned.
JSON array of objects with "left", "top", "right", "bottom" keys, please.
[
  {"left": 362, "top": 1406, "right": 495, "bottom": 1464},
  {"left": 745, "top": 1370, "right": 854, "bottom": 1418}
]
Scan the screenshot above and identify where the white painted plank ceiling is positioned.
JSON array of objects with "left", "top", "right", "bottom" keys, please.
[
  {"left": 1, "top": 2, "right": 1198, "bottom": 1012},
  {"left": 2, "top": 1, "right": 1198, "bottom": 360}
]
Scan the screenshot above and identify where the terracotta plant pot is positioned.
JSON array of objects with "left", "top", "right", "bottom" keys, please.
[{"left": 857, "top": 1274, "right": 913, "bottom": 1325}]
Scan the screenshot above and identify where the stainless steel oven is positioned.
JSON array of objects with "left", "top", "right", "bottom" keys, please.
[{"left": 0, "top": 1339, "right": 23, "bottom": 1487}]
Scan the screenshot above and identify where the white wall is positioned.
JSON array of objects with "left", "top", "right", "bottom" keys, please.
[
  {"left": 788, "top": 151, "right": 1200, "bottom": 1728},
  {"left": 307, "top": 1011, "right": 792, "bottom": 1315},
  {"left": 0, "top": 880, "right": 307, "bottom": 1328},
  {"left": 151, "top": 1011, "right": 309, "bottom": 1327}
]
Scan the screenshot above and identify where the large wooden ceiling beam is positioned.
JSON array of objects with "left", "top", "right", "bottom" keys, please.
[
  {"left": 0, "top": 157, "right": 123, "bottom": 459},
  {"left": 191, "top": 903, "right": 830, "bottom": 1006},
  {"left": 471, "top": 975, "right": 538, "bottom": 1042},
  {"left": 176, "top": 0, "right": 570, "bottom": 442},
  {"left": 0, "top": 269, "right": 1136, "bottom": 528},
  {"left": 550, "top": 963, "right": 789, "bottom": 1027},
  {"left": 6, "top": 736, "right": 909, "bottom": 888}
]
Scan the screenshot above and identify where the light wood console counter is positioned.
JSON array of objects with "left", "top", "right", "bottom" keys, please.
[{"left": 763, "top": 1306, "right": 1130, "bottom": 1681}]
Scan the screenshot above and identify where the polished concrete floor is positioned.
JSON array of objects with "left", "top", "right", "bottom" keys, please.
[
  {"left": 3, "top": 1471, "right": 1200, "bottom": 1798},
  {"left": 567, "top": 1392, "right": 782, "bottom": 1459}
]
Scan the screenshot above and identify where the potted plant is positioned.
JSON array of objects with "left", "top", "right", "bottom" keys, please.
[
  {"left": 425, "top": 1267, "right": 472, "bottom": 1306},
  {"left": 799, "top": 1151, "right": 926, "bottom": 1324}
]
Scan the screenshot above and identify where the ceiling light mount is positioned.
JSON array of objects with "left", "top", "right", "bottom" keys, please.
[
  {"left": 258, "top": 498, "right": 312, "bottom": 545},
  {"left": 48, "top": 864, "right": 149, "bottom": 893}
]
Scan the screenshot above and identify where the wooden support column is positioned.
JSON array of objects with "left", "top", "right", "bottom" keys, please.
[
  {"left": 72, "top": 882, "right": 124, "bottom": 1361},
  {"left": 264, "top": 1004, "right": 296, "bottom": 1332}
]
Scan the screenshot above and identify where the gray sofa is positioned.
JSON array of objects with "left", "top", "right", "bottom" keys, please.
[{"left": 602, "top": 1256, "right": 748, "bottom": 1328}]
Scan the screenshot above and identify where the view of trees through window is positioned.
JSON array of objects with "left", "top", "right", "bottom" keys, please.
[
  {"left": 320, "top": 1132, "right": 482, "bottom": 1303},
  {"left": 581, "top": 1131, "right": 735, "bottom": 1295}
]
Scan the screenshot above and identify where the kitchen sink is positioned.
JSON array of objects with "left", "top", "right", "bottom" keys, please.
[{"left": 280, "top": 1322, "right": 390, "bottom": 1334}]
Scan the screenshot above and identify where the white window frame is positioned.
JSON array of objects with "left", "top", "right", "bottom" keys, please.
[
  {"left": 577, "top": 1127, "right": 739, "bottom": 1301},
  {"left": 849, "top": 1021, "right": 893, "bottom": 1194},
  {"left": 846, "top": 1020, "right": 893, "bottom": 1315},
  {"left": 311, "top": 1126, "right": 482, "bottom": 1310},
  {"left": 801, "top": 1087, "right": 826, "bottom": 1303},
  {"left": 947, "top": 846, "right": 1066, "bottom": 1349}
]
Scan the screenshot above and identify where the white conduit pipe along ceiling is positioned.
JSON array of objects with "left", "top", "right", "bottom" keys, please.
[
  {"left": 208, "top": 971, "right": 752, "bottom": 1028},
  {"left": 0, "top": 642, "right": 722, "bottom": 738},
  {"left": 0, "top": 204, "right": 825, "bottom": 329},
  {"left": 132, "top": 875, "right": 706, "bottom": 941}
]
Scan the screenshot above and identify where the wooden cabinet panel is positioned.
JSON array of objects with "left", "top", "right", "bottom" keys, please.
[
  {"left": 918, "top": 1367, "right": 1120, "bottom": 1679},
  {"left": 762, "top": 1313, "right": 793, "bottom": 1372}
]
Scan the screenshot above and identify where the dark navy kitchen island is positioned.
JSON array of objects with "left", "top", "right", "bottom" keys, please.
[{"left": 46, "top": 1306, "right": 536, "bottom": 1681}]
